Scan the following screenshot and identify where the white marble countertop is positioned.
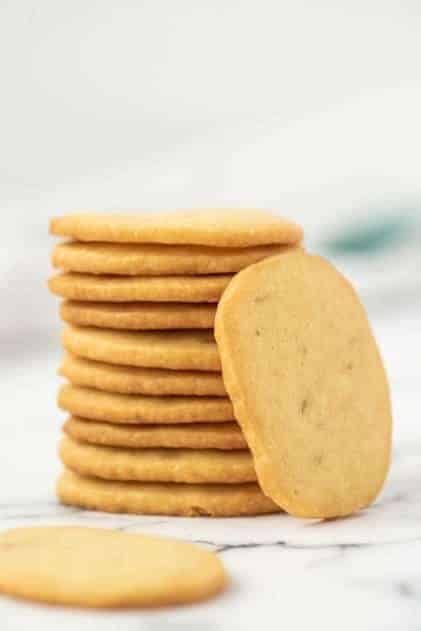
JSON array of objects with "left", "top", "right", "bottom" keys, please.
[{"left": 1, "top": 306, "right": 420, "bottom": 631}]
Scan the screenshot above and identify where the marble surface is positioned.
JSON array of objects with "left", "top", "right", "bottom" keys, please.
[{"left": 1, "top": 306, "right": 420, "bottom": 631}]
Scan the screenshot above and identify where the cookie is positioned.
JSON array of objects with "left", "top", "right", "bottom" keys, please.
[
  {"left": 215, "top": 249, "right": 392, "bottom": 519},
  {"left": 0, "top": 526, "right": 226, "bottom": 607},
  {"left": 60, "top": 436, "right": 255, "bottom": 484},
  {"left": 52, "top": 241, "right": 292, "bottom": 276},
  {"left": 49, "top": 273, "right": 231, "bottom": 303},
  {"left": 58, "top": 469, "right": 280, "bottom": 517},
  {"left": 60, "top": 354, "right": 227, "bottom": 396},
  {"left": 60, "top": 300, "right": 216, "bottom": 330},
  {"left": 64, "top": 417, "right": 247, "bottom": 450},
  {"left": 58, "top": 384, "right": 234, "bottom": 423},
  {"left": 61, "top": 326, "right": 221, "bottom": 371},
  {"left": 50, "top": 209, "right": 303, "bottom": 247}
]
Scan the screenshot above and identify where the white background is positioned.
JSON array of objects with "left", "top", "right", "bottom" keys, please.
[{"left": 1, "top": 0, "right": 421, "bottom": 344}]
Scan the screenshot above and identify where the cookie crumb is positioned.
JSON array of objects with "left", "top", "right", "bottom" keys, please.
[
  {"left": 190, "top": 506, "right": 211, "bottom": 517},
  {"left": 254, "top": 293, "right": 270, "bottom": 304}
]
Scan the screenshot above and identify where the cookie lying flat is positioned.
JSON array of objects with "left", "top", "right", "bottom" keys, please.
[
  {"left": 215, "top": 249, "right": 392, "bottom": 519},
  {"left": 50, "top": 209, "right": 303, "bottom": 247},
  {"left": 0, "top": 526, "right": 226, "bottom": 608},
  {"left": 64, "top": 417, "right": 247, "bottom": 450},
  {"left": 62, "top": 326, "right": 221, "bottom": 371},
  {"left": 52, "top": 241, "right": 291, "bottom": 276},
  {"left": 58, "top": 469, "right": 281, "bottom": 517},
  {"left": 60, "top": 354, "right": 227, "bottom": 396},
  {"left": 49, "top": 273, "right": 231, "bottom": 303},
  {"left": 60, "top": 436, "right": 255, "bottom": 484},
  {"left": 60, "top": 301, "right": 216, "bottom": 330},
  {"left": 58, "top": 384, "right": 234, "bottom": 424}
]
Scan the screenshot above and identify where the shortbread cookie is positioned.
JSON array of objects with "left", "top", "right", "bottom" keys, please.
[
  {"left": 58, "top": 385, "right": 234, "bottom": 423},
  {"left": 62, "top": 326, "right": 221, "bottom": 371},
  {"left": 50, "top": 209, "right": 303, "bottom": 247},
  {"left": 60, "top": 300, "right": 216, "bottom": 330},
  {"left": 52, "top": 241, "right": 291, "bottom": 276},
  {"left": 49, "top": 273, "right": 231, "bottom": 303},
  {"left": 58, "top": 469, "right": 281, "bottom": 516},
  {"left": 215, "top": 250, "right": 392, "bottom": 519},
  {"left": 60, "top": 436, "right": 255, "bottom": 484},
  {"left": 0, "top": 526, "right": 226, "bottom": 607},
  {"left": 64, "top": 417, "right": 247, "bottom": 450},
  {"left": 60, "top": 354, "right": 227, "bottom": 396}
]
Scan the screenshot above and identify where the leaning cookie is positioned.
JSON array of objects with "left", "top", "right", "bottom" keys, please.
[{"left": 215, "top": 249, "right": 392, "bottom": 519}]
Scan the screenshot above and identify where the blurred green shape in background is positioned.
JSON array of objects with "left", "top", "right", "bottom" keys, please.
[{"left": 323, "top": 212, "right": 416, "bottom": 256}]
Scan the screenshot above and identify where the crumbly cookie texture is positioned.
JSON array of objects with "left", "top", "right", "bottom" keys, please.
[
  {"left": 49, "top": 272, "right": 232, "bottom": 303},
  {"left": 215, "top": 249, "right": 392, "bottom": 519},
  {"left": 60, "top": 300, "right": 216, "bottom": 330},
  {"left": 0, "top": 526, "right": 227, "bottom": 607},
  {"left": 52, "top": 241, "right": 292, "bottom": 276},
  {"left": 64, "top": 417, "right": 247, "bottom": 450},
  {"left": 50, "top": 209, "right": 303, "bottom": 247},
  {"left": 57, "top": 469, "right": 281, "bottom": 517},
  {"left": 58, "top": 384, "right": 235, "bottom": 424},
  {"left": 60, "top": 354, "right": 227, "bottom": 396},
  {"left": 60, "top": 436, "right": 255, "bottom": 484},
  {"left": 61, "top": 326, "right": 221, "bottom": 372}
]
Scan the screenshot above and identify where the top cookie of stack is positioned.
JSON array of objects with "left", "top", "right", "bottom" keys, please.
[{"left": 49, "top": 209, "right": 302, "bottom": 517}]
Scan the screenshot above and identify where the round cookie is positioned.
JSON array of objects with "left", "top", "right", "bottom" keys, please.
[
  {"left": 60, "top": 301, "right": 216, "bottom": 330},
  {"left": 58, "top": 469, "right": 280, "bottom": 517},
  {"left": 52, "top": 241, "right": 291, "bottom": 276},
  {"left": 50, "top": 209, "right": 303, "bottom": 247},
  {"left": 60, "top": 354, "right": 227, "bottom": 396},
  {"left": 62, "top": 326, "right": 221, "bottom": 372},
  {"left": 60, "top": 436, "right": 256, "bottom": 484},
  {"left": 64, "top": 417, "right": 247, "bottom": 450},
  {"left": 58, "top": 384, "right": 234, "bottom": 424},
  {"left": 0, "top": 526, "right": 226, "bottom": 607},
  {"left": 48, "top": 273, "right": 232, "bottom": 303},
  {"left": 215, "top": 249, "right": 392, "bottom": 519}
]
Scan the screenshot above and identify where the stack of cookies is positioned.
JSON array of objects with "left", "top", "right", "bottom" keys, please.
[{"left": 49, "top": 210, "right": 303, "bottom": 517}]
